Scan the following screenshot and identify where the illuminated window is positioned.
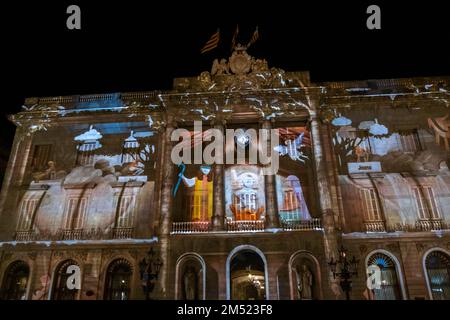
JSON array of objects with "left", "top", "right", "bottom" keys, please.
[
  {"left": 17, "top": 198, "right": 39, "bottom": 231},
  {"left": 278, "top": 175, "right": 311, "bottom": 221},
  {"left": 232, "top": 191, "right": 258, "bottom": 220},
  {"left": 63, "top": 197, "right": 88, "bottom": 229},
  {"left": 367, "top": 253, "right": 402, "bottom": 300},
  {"left": 104, "top": 259, "right": 132, "bottom": 300},
  {"left": 51, "top": 260, "right": 79, "bottom": 300},
  {"left": 425, "top": 251, "right": 450, "bottom": 300},
  {"left": 1, "top": 261, "right": 29, "bottom": 300},
  {"left": 360, "top": 188, "right": 382, "bottom": 221},
  {"left": 412, "top": 186, "right": 440, "bottom": 220},
  {"left": 116, "top": 195, "right": 135, "bottom": 228}
]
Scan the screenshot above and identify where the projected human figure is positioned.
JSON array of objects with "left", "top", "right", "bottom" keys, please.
[{"left": 179, "top": 165, "right": 213, "bottom": 221}]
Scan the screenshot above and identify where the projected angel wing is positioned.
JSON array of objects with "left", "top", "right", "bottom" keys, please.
[
  {"left": 274, "top": 145, "right": 288, "bottom": 155},
  {"left": 294, "top": 132, "right": 304, "bottom": 146}
]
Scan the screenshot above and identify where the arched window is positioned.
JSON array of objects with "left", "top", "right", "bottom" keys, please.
[
  {"left": 367, "top": 252, "right": 402, "bottom": 300},
  {"left": 1, "top": 260, "right": 29, "bottom": 300},
  {"left": 51, "top": 259, "right": 79, "bottom": 300},
  {"left": 104, "top": 259, "right": 132, "bottom": 300},
  {"left": 425, "top": 251, "right": 450, "bottom": 300}
]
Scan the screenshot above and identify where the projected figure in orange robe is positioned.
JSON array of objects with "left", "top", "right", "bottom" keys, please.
[
  {"left": 179, "top": 165, "right": 213, "bottom": 222},
  {"left": 279, "top": 175, "right": 311, "bottom": 221}
]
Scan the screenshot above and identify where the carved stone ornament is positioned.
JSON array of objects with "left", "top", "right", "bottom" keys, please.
[{"left": 229, "top": 46, "right": 252, "bottom": 75}]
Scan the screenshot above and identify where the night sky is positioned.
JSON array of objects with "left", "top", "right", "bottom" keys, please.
[{"left": 1, "top": 1, "right": 449, "bottom": 178}]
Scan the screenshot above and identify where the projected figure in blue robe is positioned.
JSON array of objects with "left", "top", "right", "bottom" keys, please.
[{"left": 279, "top": 175, "right": 311, "bottom": 221}]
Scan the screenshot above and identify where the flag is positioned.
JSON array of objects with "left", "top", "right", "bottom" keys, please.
[
  {"left": 231, "top": 24, "right": 239, "bottom": 50},
  {"left": 247, "top": 26, "right": 259, "bottom": 48},
  {"left": 200, "top": 29, "right": 220, "bottom": 54}
]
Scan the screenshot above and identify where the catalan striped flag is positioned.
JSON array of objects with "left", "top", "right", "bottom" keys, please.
[
  {"left": 247, "top": 26, "right": 259, "bottom": 48},
  {"left": 231, "top": 24, "right": 239, "bottom": 50},
  {"left": 200, "top": 29, "right": 220, "bottom": 54}
]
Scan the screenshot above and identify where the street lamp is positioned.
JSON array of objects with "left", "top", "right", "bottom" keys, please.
[
  {"left": 139, "top": 247, "right": 163, "bottom": 300},
  {"left": 328, "top": 245, "right": 359, "bottom": 300}
]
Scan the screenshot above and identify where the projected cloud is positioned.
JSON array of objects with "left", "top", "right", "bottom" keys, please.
[
  {"left": 331, "top": 116, "right": 352, "bottom": 126},
  {"left": 358, "top": 121, "right": 375, "bottom": 130},
  {"left": 369, "top": 123, "right": 388, "bottom": 136},
  {"left": 74, "top": 125, "right": 103, "bottom": 141}
]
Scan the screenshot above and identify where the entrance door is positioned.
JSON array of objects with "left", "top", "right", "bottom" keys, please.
[{"left": 230, "top": 250, "right": 266, "bottom": 300}]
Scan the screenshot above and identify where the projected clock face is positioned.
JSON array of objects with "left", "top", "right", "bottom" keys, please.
[
  {"left": 240, "top": 173, "right": 256, "bottom": 188},
  {"left": 235, "top": 131, "right": 251, "bottom": 147}
]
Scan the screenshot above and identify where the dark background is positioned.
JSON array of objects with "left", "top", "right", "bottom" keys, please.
[{"left": 1, "top": 1, "right": 449, "bottom": 180}]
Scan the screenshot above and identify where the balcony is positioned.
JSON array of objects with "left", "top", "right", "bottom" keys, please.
[
  {"left": 14, "top": 230, "right": 36, "bottom": 241},
  {"left": 171, "top": 221, "right": 211, "bottom": 234},
  {"left": 112, "top": 227, "right": 135, "bottom": 239},
  {"left": 364, "top": 220, "right": 386, "bottom": 232},
  {"left": 61, "top": 229, "right": 84, "bottom": 240},
  {"left": 280, "top": 218, "right": 323, "bottom": 231},
  {"left": 226, "top": 220, "right": 265, "bottom": 232},
  {"left": 171, "top": 218, "right": 324, "bottom": 234},
  {"left": 415, "top": 219, "right": 443, "bottom": 231}
]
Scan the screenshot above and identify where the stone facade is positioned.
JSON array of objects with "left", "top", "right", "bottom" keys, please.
[{"left": 0, "top": 48, "right": 449, "bottom": 300}]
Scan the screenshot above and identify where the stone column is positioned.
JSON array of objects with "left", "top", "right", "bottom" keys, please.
[
  {"left": 0, "top": 127, "right": 33, "bottom": 239},
  {"left": 212, "top": 122, "right": 225, "bottom": 231},
  {"left": 262, "top": 120, "right": 280, "bottom": 229},
  {"left": 309, "top": 109, "right": 342, "bottom": 299},
  {"left": 157, "top": 117, "right": 176, "bottom": 299}
]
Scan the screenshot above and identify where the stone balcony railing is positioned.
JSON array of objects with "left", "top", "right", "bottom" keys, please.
[
  {"left": 171, "top": 218, "right": 324, "bottom": 234},
  {"left": 13, "top": 227, "right": 136, "bottom": 241},
  {"left": 112, "top": 227, "right": 135, "bottom": 239},
  {"left": 171, "top": 220, "right": 267, "bottom": 234},
  {"left": 61, "top": 229, "right": 84, "bottom": 240},
  {"left": 226, "top": 220, "right": 265, "bottom": 232},
  {"left": 364, "top": 220, "right": 386, "bottom": 232},
  {"left": 171, "top": 221, "right": 212, "bottom": 234},
  {"left": 280, "top": 218, "right": 323, "bottom": 231},
  {"left": 415, "top": 219, "right": 443, "bottom": 231},
  {"left": 14, "top": 230, "right": 37, "bottom": 241}
]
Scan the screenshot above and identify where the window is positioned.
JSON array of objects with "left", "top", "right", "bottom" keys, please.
[
  {"left": 63, "top": 197, "right": 88, "bottom": 230},
  {"left": 395, "top": 130, "right": 421, "bottom": 153},
  {"left": 17, "top": 198, "right": 39, "bottom": 231},
  {"left": 367, "top": 253, "right": 402, "bottom": 300},
  {"left": 360, "top": 188, "right": 382, "bottom": 221},
  {"left": 425, "top": 251, "right": 450, "bottom": 300},
  {"left": 51, "top": 260, "right": 79, "bottom": 300},
  {"left": 412, "top": 186, "right": 441, "bottom": 220},
  {"left": 278, "top": 175, "right": 311, "bottom": 221},
  {"left": 1, "top": 261, "right": 29, "bottom": 300},
  {"left": 31, "top": 144, "right": 53, "bottom": 171},
  {"left": 116, "top": 195, "right": 135, "bottom": 228},
  {"left": 104, "top": 259, "right": 132, "bottom": 300}
]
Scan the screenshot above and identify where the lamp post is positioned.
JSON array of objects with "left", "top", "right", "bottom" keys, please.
[
  {"left": 328, "top": 245, "right": 359, "bottom": 300},
  {"left": 139, "top": 247, "right": 163, "bottom": 300}
]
